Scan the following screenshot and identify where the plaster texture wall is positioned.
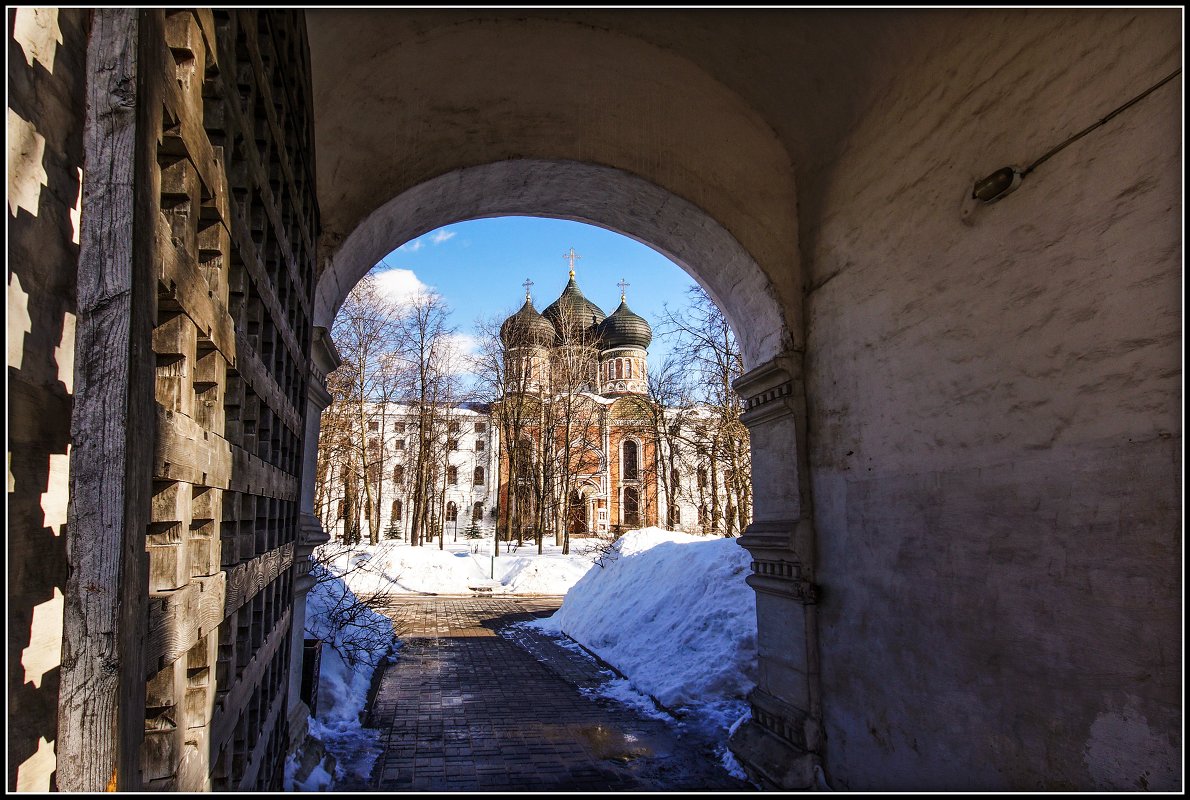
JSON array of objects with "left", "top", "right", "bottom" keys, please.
[
  {"left": 304, "top": 9, "right": 1181, "bottom": 790},
  {"left": 799, "top": 9, "right": 1181, "bottom": 790},
  {"left": 6, "top": 8, "right": 89, "bottom": 791},
  {"left": 305, "top": 12, "right": 796, "bottom": 367}
]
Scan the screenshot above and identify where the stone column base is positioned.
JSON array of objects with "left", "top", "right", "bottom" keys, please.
[
  {"left": 287, "top": 701, "right": 311, "bottom": 755},
  {"left": 729, "top": 718, "right": 819, "bottom": 790}
]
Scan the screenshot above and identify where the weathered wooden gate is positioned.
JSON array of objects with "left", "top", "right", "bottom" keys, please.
[{"left": 59, "top": 9, "right": 317, "bottom": 791}]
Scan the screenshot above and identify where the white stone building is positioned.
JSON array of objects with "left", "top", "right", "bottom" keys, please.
[{"left": 325, "top": 403, "right": 501, "bottom": 543}]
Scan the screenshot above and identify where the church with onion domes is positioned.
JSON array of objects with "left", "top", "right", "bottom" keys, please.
[{"left": 494, "top": 250, "right": 665, "bottom": 541}]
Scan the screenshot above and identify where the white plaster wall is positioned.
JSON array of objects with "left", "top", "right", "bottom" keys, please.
[{"left": 801, "top": 9, "right": 1181, "bottom": 790}]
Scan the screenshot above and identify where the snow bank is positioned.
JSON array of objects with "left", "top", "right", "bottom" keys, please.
[
  {"left": 285, "top": 565, "right": 396, "bottom": 789},
  {"left": 550, "top": 527, "right": 757, "bottom": 721},
  {"left": 321, "top": 539, "right": 597, "bottom": 597}
]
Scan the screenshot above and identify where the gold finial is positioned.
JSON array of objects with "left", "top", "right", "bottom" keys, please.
[
  {"left": 522, "top": 277, "right": 534, "bottom": 301},
  {"left": 617, "top": 278, "right": 630, "bottom": 302},
  {"left": 563, "top": 247, "right": 581, "bottom": 278}
]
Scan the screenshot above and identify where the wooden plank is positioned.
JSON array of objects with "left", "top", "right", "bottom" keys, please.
[
  {"left": 58, "top": 9, "right": 157, "bottom": 792},
  {"left": 152, "top": 28, "right": 230, "bottom": 227},
  {"left": 239, "top": 673, "right": 288, "bottom": 790},
  {"left": 209, "top": 606, "right": 293, "bottom": 756},
  {"left": 252, "top": 12, "right": 319, "bottom": 259},
  {"left": 157, "top": 212, "right": 237, "bottom": 362},
  {"left": 209, "top": 20, "right": 315, "bottom": 317},
  {"left": 221, "top": 12, "right": 317, "bottom": 272},
  {"left": 154, "top": 404, "right": 298, "bottom": 500},
  {"left": 142, "top": 658, "right": 187, "bottom": 785},
  {"left": 146, "top": 573, "right": 226, "bottom": 677},
  {"left": 221, "top": 165, "right": 309, "bottom": 372},
  {"left": 223, "top": 542, "right": 294, "bottom": 618},
  {"left": 234, "top": 328, "right": 302, "bottom": 434},
  {"left": 144, "top": 541, "right": 293, "bottom": 676}
]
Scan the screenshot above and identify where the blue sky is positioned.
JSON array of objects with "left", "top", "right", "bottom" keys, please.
[{"left": 370, "top": 216, "right": 701, "bottom": 374}]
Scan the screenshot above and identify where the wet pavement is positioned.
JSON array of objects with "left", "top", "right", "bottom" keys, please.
[{"left": 342, "top": 596, "right": 752, "bottom": 792}]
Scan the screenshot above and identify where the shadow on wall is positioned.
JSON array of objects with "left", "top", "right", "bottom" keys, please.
[{"left": 7, "top": 7, "right": 90, "bottom": 792}]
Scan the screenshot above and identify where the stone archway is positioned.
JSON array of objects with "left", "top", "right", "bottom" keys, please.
[
  {"left": 301, "top": 10, "right": 819, "bottom": 787},
  {"left": 313, "top": 159, "right": 789, "bottom": 369},
  {"left": 301, "top": 157, "right": 821, "bottom": 786}
]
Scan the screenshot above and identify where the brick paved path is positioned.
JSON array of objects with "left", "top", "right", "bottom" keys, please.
[{"left": 343, "top": 596, "right": 751, "bottom": 792}]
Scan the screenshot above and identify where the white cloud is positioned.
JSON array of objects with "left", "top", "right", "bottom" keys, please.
[
  {"left": 431, "top": 230, "right": 456, "bottom": 245},
  {"left": 373, "top": 268, "right": 429, "bottom": 306},
  {"left": 397, "top": 239, "right": 423, "bottom": 253}
]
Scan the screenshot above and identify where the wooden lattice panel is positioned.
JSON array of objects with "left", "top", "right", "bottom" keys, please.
[{"left": 140, "top": 9, "right": 317, "bottom": 791}]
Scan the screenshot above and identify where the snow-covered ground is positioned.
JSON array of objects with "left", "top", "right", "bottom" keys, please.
[
  {"left": 319, "top": 535, "right": 602, "bottom": 597},
  {"left": 525, "top": 527, "right": 758, "bottom": 779},
  {"left": 294, "top": 528, "right": 758, "bottom": 788},
  {"left": 284, "top": 565, "right": 397, "bottom": 791}
]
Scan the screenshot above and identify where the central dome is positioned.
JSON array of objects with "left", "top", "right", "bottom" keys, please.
[{"left": 542, "top": 276, "right": 606, "bottom": 335}]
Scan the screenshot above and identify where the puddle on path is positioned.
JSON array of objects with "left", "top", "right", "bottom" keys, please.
[{"left": 549, "top": 723, "right": 669, "bottom": 764}]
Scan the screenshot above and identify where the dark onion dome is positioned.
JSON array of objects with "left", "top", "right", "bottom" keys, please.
[
  {"left": 499, "top": 298, "right": 555, "bottom": 347},
  {"left": 542, "top": 276, "right": 607, "bottom": 333},
  {"left": 598, "top": 299, "right": 652, "bottom": 350}
]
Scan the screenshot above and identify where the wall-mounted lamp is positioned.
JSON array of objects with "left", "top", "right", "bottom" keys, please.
[
  {"left": 972, "top": 166, "right": 1023, "bottom": 203},
  {"left": 968, "top": 66, "right": 1180, "bottom": 206}
]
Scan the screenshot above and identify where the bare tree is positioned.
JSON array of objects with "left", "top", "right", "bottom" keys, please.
[
  {"left": 472, "top": 308, "right": 546, "bottom": 555},
  {"left": 645, "top": 354, "right": 698, "bottom": 530},
  {"left": 656, "top": 286, "right": 751, "bottom": 536},
  {"left": 319, "top": 273, "right": 404, "bottom": 544},
  {"left": 394, "top": 290, "right": 462, "bottom": 548},
  {"left": 541, "top": 300, "right": 606, "bottom": 554}
]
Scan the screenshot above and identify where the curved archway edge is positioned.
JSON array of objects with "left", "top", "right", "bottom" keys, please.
[{"left": 314, "top": 159, "right": 790, "bottom": 369}]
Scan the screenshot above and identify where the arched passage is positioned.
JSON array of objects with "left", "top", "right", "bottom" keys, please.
[
  {"left": 302, "top": 11, "right": 817, "bottom": 788},
  {"left": 301, "top": 159, "right": 818, "bottom": 786},
  {"left": 313, "top": 159, "right": 788, "bottom": 369}
]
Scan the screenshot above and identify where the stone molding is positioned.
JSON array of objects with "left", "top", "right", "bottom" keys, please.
[
  {"left": 310, "top": 325, "right": 342, "bottom": 388},
  {"left": 750, "top": 686, "right": 822, "bottom": 754},
  {"left": 295, "top": 513, "right": 331, "bottom": 594},
  {"left": 747, "top": 558, "right": 818, "bottom": 604},
  {"left": 735, "top": 352, "right": 799, "bottom": 427}
]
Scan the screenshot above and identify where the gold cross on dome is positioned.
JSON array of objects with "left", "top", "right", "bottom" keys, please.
[
  {"left": 563, "top": 247, "right": 581, "bottom": 278},
  {"left": 617, "top": 278, "right": 630, "bottom": 301},
  {"left": 522, "top": 278, "right": 534, "bottom": 300}
]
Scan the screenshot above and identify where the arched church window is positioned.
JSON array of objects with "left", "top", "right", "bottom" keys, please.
[
  {"left": 622, "top": 440, "right": 639, "bottom": 480},
  {"left": 472, "top": 502, "right": 483, "bottom": 522},
  {"left": 623, "top": 486, "right": 640, "bottom": 527},
  {"left": 393, "top": 465, "right": 405, "bottom": 483},
  {"left": 625, "top": 360, "right": 632, "bottom": 378},
  {"left": 447, "top": 465, "right": 458, "bottom": 485},
  {"left": 474, "top": 466, "right": 485, "bottom": 485},
  {"left": 446, "top": 502, "right": 458, "bottom": 522},
  {"left": 393, "top": 499, "right": 402, "bottom": 520},
  {"left": 616, "top": 360, "right": 623, "bottom": 380}
]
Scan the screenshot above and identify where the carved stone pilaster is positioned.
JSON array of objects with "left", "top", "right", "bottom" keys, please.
[
  {"left": 728, "top": 352, "right": 823, "bottom": 790},
  {"left": 748, "top": 554, "right": 817, "bottom": 604},
  {"left": 288, "top": 326, "right": 341, "bottom": 743}
]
